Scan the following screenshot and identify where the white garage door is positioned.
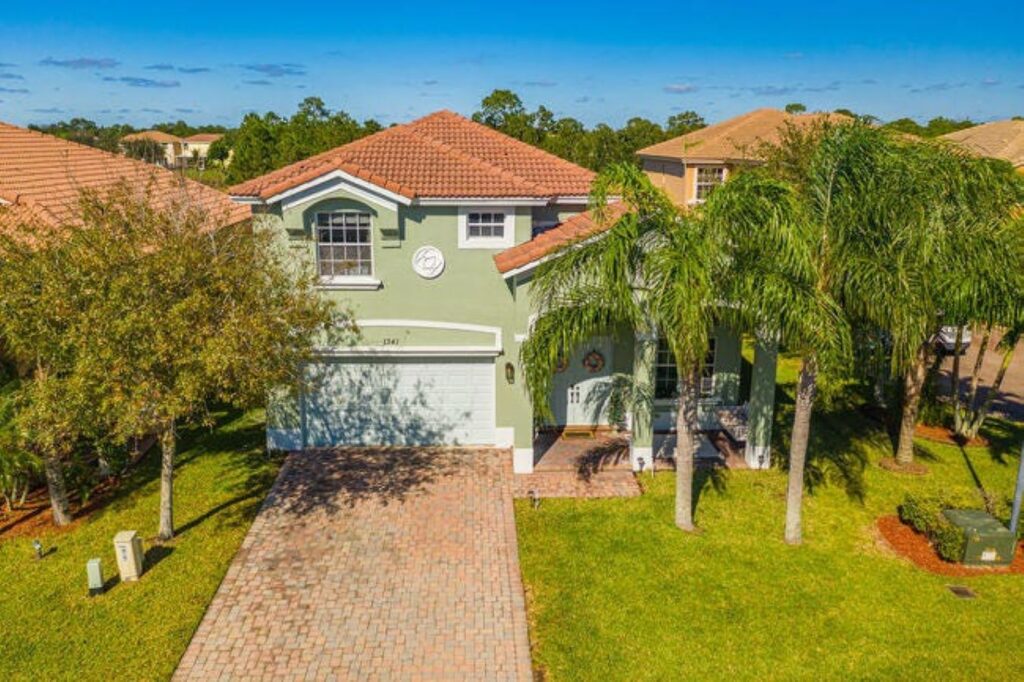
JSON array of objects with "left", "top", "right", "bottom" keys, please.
[{"left": 304, "top": 357, "right": 496, "bottom": 447}]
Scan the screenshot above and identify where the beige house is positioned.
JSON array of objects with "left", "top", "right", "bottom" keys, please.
[
  {"left": 120, "top": 130, "right": 223, "bottom": 169},
  {"left": 638, "top": 108, "right": 838, "bottom": 205},
  {"left": 182, "top": 133, "right": 223, "bottom": 168},
  {"left": 942, "top": 119, "right": 1024, "bottom": 171}
]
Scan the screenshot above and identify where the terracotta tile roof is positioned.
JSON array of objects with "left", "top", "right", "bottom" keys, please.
[
  {"left": 493, "top": 203, "right": 626, "bottom": 274},
  {"left": 122, "top": 130, "right": 182, "bottom": 144},
  {"left": 638, "top": 108, "right": 844, "bottom": 163},
  {"left": 184, "top": 133, "right": 222, "bottom": 144},
  {"left": 942, "top": 120, "right": 1024, "bottom": 168},
  {"left": 0, "top": 121, "right": 248, "bottom": 230},
  {"left": 229, "top": 110, "right": 595, "bottom": 201}
]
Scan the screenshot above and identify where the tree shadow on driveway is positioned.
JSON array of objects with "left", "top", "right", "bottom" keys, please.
[{"left": 265, "top": 447, "right": 468, "bottom": 519}]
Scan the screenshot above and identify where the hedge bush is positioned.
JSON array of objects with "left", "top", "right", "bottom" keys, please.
[{"left": 896, "top": 492, "right": 1018, "bottom": 562}]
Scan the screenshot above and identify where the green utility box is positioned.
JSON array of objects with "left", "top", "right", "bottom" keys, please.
[{"left": 942, "top": 509, "right": 1016, "bottom": 566}]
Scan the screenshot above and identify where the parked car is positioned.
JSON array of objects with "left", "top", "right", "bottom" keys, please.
[{"left": 932, "top": 326, "right": 971, "bottom": 355}]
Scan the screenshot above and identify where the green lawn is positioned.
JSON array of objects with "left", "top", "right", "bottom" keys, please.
[
  {"left": 0, "top": 409, "right": 279, "bottom": 682},
  {"left": 515, "top": 356, "right": 1024, "bottom": 680}
]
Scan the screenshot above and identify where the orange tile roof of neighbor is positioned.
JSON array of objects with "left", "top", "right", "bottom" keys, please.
[
  {"left": 494, "top": 203, "right": 626, "bottom": 274},
  {"left": 229, "top": 110, "right": 596, "bottom": 201},
  {"left": 942, "top": 120, "right": 1024, "bottom": 168},
  {"left": 638, "top": 107, "right": 844, "bottom": 163},
  {"left": 184, "top": 133, "right": 223, "bottom": 144},
  {"left": 0, "top": 121, "right": 249, "bottom": 229},
  {"left": 121, "top": 130, "right": 182, "bottom": 144}
]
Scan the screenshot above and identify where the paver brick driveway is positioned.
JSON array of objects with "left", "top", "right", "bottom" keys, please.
[{"left": 175, "top": 447, "right": 532, "bottom": 681}]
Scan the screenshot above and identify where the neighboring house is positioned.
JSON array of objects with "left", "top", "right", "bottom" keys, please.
[
  {"left": 637, "top": 107, "right": 839, "bottom": 205},
  {"left": 942, "top": 119, "right": 1024, "bottom": 171},
  {"left": 229, "top": 110, "right": 779, "bottom": 473},
  {"left": 0, "top": 121, "right": 247, "bottom": 230},
  {"left": 121, "top": 130, "right": 184, "bottom": 167},
  {"left": 120, "top": 130, "right": 224, "bottom": 169}
]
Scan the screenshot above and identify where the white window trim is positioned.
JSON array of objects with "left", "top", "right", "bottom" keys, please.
[
  {"left": 652, "top": 337, "right": 718, "bottom": 402},
  {"left": 689, "top": 165, "right": 728, "bottom": 205},
  {"left": 458, "top": 206, "right": 516, "bottom": 249},
  {"left": 316, "top": 276, "right": 382, "bottom": 291},
  {"left": 314, "top": 210, "right": 376, "bottom": 286},
  {"left": 701, "top": 337, "right": 718, "bottom": 398}
]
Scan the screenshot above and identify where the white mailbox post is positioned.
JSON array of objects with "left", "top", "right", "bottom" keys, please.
[{"left": 113, "top": 530, "right": 144, "bottom": 582}]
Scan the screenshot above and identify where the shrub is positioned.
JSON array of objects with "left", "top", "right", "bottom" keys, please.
[
  {"left": 931, "top": 521, "right": 967, "bottom": 563},
  {"left": 897, "top": 492, "right": 981, "bottom": 562}
]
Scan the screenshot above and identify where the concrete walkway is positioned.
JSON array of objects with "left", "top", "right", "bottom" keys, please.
[{"left": 175, "top": 447, "right": 532, "bottom": 681}]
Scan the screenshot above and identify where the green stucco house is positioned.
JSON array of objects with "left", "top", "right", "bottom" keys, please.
[{"left": 228, "top": 110, "right": 777, "bottom": 473}]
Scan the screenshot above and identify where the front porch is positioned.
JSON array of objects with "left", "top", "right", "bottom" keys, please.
[{"left": 512, "top": 426, "right": 752, "bottom": 499}]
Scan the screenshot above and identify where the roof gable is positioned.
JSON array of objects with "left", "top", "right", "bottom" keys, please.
[{"left": 229, "top": 110, "right": 595, "bottom": 202}]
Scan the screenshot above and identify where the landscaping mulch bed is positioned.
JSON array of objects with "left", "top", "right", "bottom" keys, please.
[
  {"left": 914, "top": 423, "right": 989, "bottom": 448},
  {"left": 0, "top": 476, "right": 124, "bottom": 541},
  {"left": 876, "top": 515, "right": 1024, "bottom": 576}
]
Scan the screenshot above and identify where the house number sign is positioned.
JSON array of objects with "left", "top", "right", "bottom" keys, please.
[{"left": 412, "top": 245, "right": 445, "bottom": 279}]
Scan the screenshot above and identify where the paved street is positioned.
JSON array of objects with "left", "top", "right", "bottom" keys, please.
[{"left": 940, "top": 331, "right": 1024, "bottom": 421}]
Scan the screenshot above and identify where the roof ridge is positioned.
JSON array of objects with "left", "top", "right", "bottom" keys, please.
[
  {"left": 402, "top": 125, "right": 551, "bottom": 196},
  {"left": 422, "top": 110, "right": 594, "bottom": 188}
]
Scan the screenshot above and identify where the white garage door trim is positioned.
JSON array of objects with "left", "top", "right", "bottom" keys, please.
[
  {"left": 300, "top": 355, "right": 497, "bottom": 448},
  {"left": 318, "top": 319, "right": 504, "bottom": 357}
]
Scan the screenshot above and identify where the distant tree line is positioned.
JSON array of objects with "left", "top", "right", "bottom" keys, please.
[
  {"left": 217, "top": 91, "right": 706, "bottom": 184},
  {"left": 215, "top": 97, "right": 384, "bottom": 183},
  {"left": 26, "top": 93, "right": 1002, "bottom": 188},
  {"left": 470, "top": 89, "right": 706, "bottom": 171}
]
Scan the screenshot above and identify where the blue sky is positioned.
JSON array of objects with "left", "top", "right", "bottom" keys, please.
[{"left": 1, "top": 1, "right": 1022, "bottom": 128}]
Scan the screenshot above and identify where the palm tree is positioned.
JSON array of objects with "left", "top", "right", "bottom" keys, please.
[
  {"left": 758, "top": 122, "right": 1023, "bottom": 471},
  {"left": 703, "top": 168, "right": 849, "bottom": 545},
  {"left": 888, "top": 151, "right": 1024, "bottom": 464},
  {"left": 521, "top": 164, "right": 718, "bottom": 531}
]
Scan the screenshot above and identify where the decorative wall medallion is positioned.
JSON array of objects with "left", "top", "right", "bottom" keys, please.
[
  {"left": 412, "top": 245, "right": 445, "bottom": 279},
  {"left": 583, "top": 350, "right": 605, "bottom": 373}
]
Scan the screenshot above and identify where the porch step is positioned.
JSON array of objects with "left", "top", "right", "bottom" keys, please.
[
  {"left": 560, "top": 428, "right": 597, "bottom": 440},
  {"left": 513, "top": 470, "right": 641, "bottom": 499}
]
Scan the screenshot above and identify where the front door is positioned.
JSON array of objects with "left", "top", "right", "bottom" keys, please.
[{"left": 550, "top": 339, "right": 614, "bottom": 427}]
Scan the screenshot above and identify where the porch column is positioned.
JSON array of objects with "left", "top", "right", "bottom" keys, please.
[
  {"left": 745, "top": 334, "right": 778, "bottom": 469},
  {"left": 630, "top": 333, "right": 656, "bottom": 472}
]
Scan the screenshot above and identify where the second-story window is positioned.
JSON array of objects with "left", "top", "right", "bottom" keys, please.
[
  {"left": 467, "top": 211, "right": 506, "bottom": 239},
  {"left": 695, "top": 166, "right": 726, "bottom": 201},
  {"left": 316, "top": 211, "right": 372, "bottom": 278},
  {"left": 459, "top": 207, "right": 515, "bottom": 248}
]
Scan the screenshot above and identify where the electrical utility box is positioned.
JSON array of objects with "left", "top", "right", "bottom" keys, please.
[
  {"left": 942, "top": 509, "right": 1016, "bottom": 566},
  {"left": 113, "top": 530, "right": 145, "bottom": 581}
]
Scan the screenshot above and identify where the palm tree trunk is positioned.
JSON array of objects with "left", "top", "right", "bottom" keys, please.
[
  {"left": 951, "top": 327, "right": 965, "bottom": 434},
  {"left": 966, "top": 323, "right": 992, "bottom": 411},
  {"left": 42, "top": 453, "right": 71, "bottom": 527},
  {"left": 785, "top": 355, "right": 817, "bottom": 545},
  {"left": 895, "top": 344, "right": 929, "bottom": 465},
  {"left": 158, "top": 421, "right": 176, "bottom": 541},
  {"left": 674, "top": 370, "right": 699, "bottom": 532},
  {"left": 965, "top": 342, "right": 1016, "bottom": 439}
]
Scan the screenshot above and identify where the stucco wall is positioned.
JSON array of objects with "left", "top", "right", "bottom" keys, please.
[{"left": 256, "top": 186, "right": 540, "bottom": 449}]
